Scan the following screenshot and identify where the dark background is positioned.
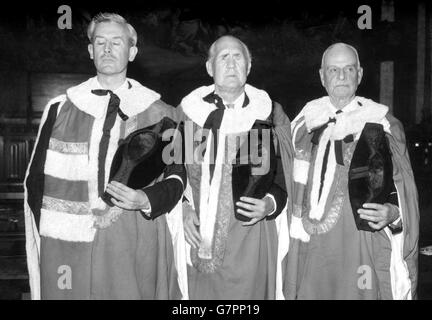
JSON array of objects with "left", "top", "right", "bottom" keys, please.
[
  {"left": 0, "top": 0, "right": 419, "bottom": 121},
  {"left": 0, "top": 0, "right": 431, "bottom": 299}
]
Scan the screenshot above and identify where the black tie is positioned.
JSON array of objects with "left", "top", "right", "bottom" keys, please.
[
  {"left": 314, "top": 110, "right": 355, "bottom": 200},
  {"left": 334, "top": 110, "right": 344, "bottom": 166},
  {"left": 318, "top": 110, "right": 342, "bottom": 200},
  {"left": 91, "top": 89, "right": 128, "bottom": 197},
  {"left": 201, "top": 92, "right": 250, "bottom": 181},
  {"left": 202, "top": 92, "right": 225, "bottom": 181}
]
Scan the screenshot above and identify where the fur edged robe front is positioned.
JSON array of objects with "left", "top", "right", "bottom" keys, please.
[
  {"left": 283, "top": 96, "right": 419, "bottom": 300},
  {"left": 178, "top": 85, "right": 294, "bottom": 299},
  {"left": 24, "top": 77, "right": 185, "bottom": 299}
]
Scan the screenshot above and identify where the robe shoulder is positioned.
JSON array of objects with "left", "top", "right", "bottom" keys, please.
[
  {"left": 145, "top": 99, "right": 180, "bottom": 123},
  {"left": 270, "top": 101, "right": 292, "bottom": 129},
  {"left": 386, "top": 113, "right": 406, "bottom": 143}
]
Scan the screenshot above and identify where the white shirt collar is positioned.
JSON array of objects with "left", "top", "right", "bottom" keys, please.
[
  {"left": 329, "top": 96, "right": 360, "bottom": 114},
  {"left": 222, "top": 92, "right": 245, "bottom": 110},
  {"left": 94, "top": 77, "right": 130, "bottom": 94}
]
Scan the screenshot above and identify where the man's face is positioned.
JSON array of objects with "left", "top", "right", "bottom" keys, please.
[
  {"left": 88, "top": 21, "right": 137, "bottom": 76},
  {"left": 206, "top": 37, "right": 251, "bottom": 91},
  {"left": 319, "top": 46, "right": 363, "bottom": 102}
]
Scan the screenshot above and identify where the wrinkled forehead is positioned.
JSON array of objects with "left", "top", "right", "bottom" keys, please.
[
  {"left": 93, "top": 21, "right": 129, "bottom": 40},
  {"left": 323, "top": 46, "right": 358, "bottom": 67},
  {"left": 214, "top": 38, "right": 246, "bottom": 57}
]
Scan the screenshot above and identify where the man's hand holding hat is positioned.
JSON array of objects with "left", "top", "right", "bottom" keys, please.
[{"left": 105, "top": 181, "right": 151, "bottom": 211}]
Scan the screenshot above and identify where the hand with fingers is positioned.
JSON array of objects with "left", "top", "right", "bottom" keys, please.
[
  {"left": 105, "top": 181, "right": 151, "bottom": 211},
  {"left": 183, "top": 201, "right": 201, "bottom": 249},
  {"left": 236, "top": 195, "right": 275, "bottom": 227},
  {"left": 357, "top": 202, "right": 399, "bottom": 230}
]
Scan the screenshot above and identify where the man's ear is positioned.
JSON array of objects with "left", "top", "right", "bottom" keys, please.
[
  {"left": 128, "top": 46, "right": 138, "bottom": 62},
  {"left": 319, "top": 68, "right": 325, "bottom": 87},
  {"left": 88, "top": 44, "right": 94, "bottom": 60},
  {"left": 206, "top": 60, "right": 213, "bottom": 77},
  {"left": 246, "top": 61, "right": 252, "bottom": 76},
  {"left": 357, "top": 67, "right": 364, "bottom": 85}
]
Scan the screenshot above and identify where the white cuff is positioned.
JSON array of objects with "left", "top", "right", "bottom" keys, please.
[
  {"left": 140, "top": 190, "right": 152, "bottom": 216},
  {"left": 391, "top": 216, "right": 401, "bottom": 227},
  {"left": 265, "top": 193, "right": 277, "bottom": 216},
  {"left": 387, "top": 203, "right": 401, "bottom": 227},
  {"left": 140, "top": 202, "right": 152, "bottom": 217},
  {"left": 165, "top": 174, "right": 184, "bottom": 188}
]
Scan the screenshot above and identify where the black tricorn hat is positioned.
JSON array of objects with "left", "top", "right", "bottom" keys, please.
[
  {"left": 348, "top": 122, "right": 394, "bottom": 232},
  {"left": 232, "top": 120, "right": 277, "bottom": 222},
  {"left": 102, "top": 116, "right": 178, "bottom": 206}
]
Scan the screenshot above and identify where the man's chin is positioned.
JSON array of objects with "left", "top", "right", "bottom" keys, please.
[
  {"left": 329, "top": 92, "right": 356, "bottom": 105},
  {"left": 96, "top": 65, "right": 119, "bottom": 74},
  {"left": 221, "top": 79, "right": 245, "bottom": 89},
  {"left": 332, "top": 87, "right": 354, "bottom": 97}
]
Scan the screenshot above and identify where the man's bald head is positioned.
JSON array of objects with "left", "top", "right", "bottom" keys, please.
[
  {"left": 207, "top": 35, "right": 252, "bottom": 64},
  {"left": 321, "top": 43, "right": 361, "bottom": 69},
  {"left": 205, "top": 35, "right": 252, "bottom": 97},
  {"left": 319, "top": 43, "right": 363, "bottom": 109}
]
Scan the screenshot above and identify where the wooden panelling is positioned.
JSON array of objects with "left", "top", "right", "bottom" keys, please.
[
  {"left": 0, "top": 133, "right": 35, "bottom": 197},
  {"left": 30, "top": 73, "right": 91, "bottom": 116}
]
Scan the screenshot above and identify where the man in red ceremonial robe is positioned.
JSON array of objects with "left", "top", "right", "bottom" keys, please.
[
  {"left": 284, "top": 43, "right": 419, "bottom": 300},
  {"left": 179, "top": 35, "right": 294, "bottom": 299},
  {"left": 24, "top": 13, "right": 186, "bottom": 299}
]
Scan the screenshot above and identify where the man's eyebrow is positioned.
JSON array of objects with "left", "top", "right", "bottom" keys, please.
[
  {"left": 94, "top": 35, "right": 125, "bottom": 41},
  {"left": 218, "top": 51, "right": 243, "bottom": 58},
  {"left": 325, "top": 63, "right": 356, "bottom": 68}
]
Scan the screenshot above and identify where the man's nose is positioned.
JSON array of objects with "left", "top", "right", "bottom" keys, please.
[
  {"left": 337, "top": 69, "right": 346, "bottom": 80},
  {"left": 226, "top": 56, "right": 235, "bottom": 68},
  {"left": 104, "top": 42, "right": 112, "bottom": 53}
]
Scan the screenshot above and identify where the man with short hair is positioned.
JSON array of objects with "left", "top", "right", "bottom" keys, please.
[
  {"left": 284, "top": 43, "right": 419, "bottom": 299},
  {"left": 24, "top": 13, "right": 186, "bottom": 299},
  {"left": 179, "top": 35, "right": 293, "bottom": 299}
]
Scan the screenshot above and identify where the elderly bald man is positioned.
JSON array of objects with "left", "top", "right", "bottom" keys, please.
[
  {"left": 178, "top": 35, "right": 294, "bottom": 299},
  {"left": 284, "top": 43, "right": 419, "bottom": 299}
]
